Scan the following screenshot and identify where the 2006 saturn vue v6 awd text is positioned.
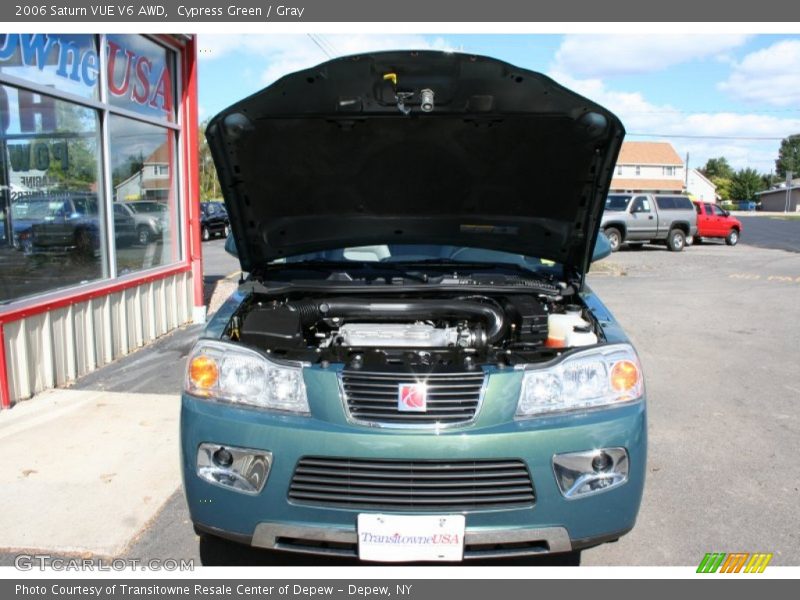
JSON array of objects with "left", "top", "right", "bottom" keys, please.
[{"left": 181, "top": 51, "right": 647, "bottom": 564}]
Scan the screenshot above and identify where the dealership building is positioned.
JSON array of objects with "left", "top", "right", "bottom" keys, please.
[{"left": 0, "top": 34, "right": 203, "bottom": 408}]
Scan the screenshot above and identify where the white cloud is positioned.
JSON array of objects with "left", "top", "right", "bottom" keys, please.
[
  {"left": 718, "top": 39, "right": 800, "bottom": 107},
  {"left": 198, "top": 34, "right": 455, "bottom": 86},
  {"left": 553, "top": 34, "right": 749, "bottom": 78},
  {"left": 548, "top": 70, "right": 800, "bottom": 172}
]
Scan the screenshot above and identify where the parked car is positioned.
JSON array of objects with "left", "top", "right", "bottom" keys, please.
[
  {"left": 600, "top": 193, "right": 698, "bottom": 252},
  {"left": 693, "top": 201, "right": 742, "bottom": 246},
  {"left": 181, "top": 52, "right": 647, "bottom": 565},
  {"left": 119, "top": 200, "right": 169, "bottom": 244},
  {"left": 9, "top": 196, "right": 59, "bottom": 250},
  {"left": 200, "top": 201, "right": 230, "bottom": 241},
  {"left": 18, "top": 194, "right": 97, "bottom": 256},
  {"left": 17, "top": 194, "right": 137, "bottom": 256}
]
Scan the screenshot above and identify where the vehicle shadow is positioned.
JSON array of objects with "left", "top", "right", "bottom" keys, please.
[{"left": 198, "top": 535, "right": 581, "bottom": 566}]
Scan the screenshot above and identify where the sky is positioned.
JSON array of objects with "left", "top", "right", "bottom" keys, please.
[{"left": 197, "top": 34, "right": 800, "bottom": 175}]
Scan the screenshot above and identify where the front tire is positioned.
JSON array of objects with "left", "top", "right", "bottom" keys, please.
[
  {"left": 137, "top": 226, "right": 151, "bottom": 245},
  {"left": 726, "top": 229, "right": 739, "bottom": 246},
  {"left": 667, "top": 228, "right": 686, "bottom": 252},
  {"left": 605, "top": 227, "right": 622, "bottom": 252},
  {"left": 202, "top": 226, "right": 211, "bottom": 241}
]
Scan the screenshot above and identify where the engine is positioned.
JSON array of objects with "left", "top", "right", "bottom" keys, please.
[{"left": 232, "top": 292, "right": 599, "bottom": 367}]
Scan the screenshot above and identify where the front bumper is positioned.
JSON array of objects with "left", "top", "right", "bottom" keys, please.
[{"left": 181, "top": 373, "right": 646, "bottom": 560}]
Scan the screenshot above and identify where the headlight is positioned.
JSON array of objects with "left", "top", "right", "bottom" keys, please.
[
  {"left": 517, "top": 344, "right": 643, "bottom": 417},
  {"left": 185, "top": 340, "right": 309, "bottom": 414}
]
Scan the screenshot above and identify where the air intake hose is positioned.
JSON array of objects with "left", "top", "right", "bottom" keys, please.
[{"left": 287, "top": 298, "right": 507, "bottom": 345}]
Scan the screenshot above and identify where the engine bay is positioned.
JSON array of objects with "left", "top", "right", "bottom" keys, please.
[{"left": 225, "top": 288, "right": 604, "bottom": 370}]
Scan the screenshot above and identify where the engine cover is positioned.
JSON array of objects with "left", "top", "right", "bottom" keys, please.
[{"left": 334, "top": 323, "right": 464, "bottom": 348}]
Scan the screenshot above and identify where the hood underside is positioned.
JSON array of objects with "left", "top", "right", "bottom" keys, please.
[{"left": 206, "top": 51, "right": 624, "bottom": 274}]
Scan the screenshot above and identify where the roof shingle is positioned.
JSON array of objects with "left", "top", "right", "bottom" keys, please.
[{"left": 617, "top": 141, "right": 684, "bottom": 166}]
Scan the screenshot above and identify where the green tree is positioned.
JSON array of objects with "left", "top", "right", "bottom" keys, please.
[
  {"left": 775, "top": 134, "right": 800, "bottom": 179},
  {"left": 729, "top": 168, "right": 765, "bottom": 201},
  {"left": 199, "top": 120, "right": 219, "bottom": 201},
  {"left": 41, "top": 102, "right": 98, "bottom": 191},
  {"left": 701, "top": 157, "right": 734, "bottom": 180},
  {"left": 761, "top": 172, "right": 780, "bottom": 190},
  {"left": 712, "top": 177, "right": 733, "bottom": 201}
]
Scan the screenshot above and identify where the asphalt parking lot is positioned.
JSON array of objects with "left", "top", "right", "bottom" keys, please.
[{"left": 2, "top": 215, "right": 798, "bottom": 566}]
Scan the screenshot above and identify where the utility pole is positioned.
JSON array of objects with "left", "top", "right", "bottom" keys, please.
[
  {"left": 785, "top": 171, "right": 793, "bottom": 213},
  {"left": 685, "top": 152, "right": 690, "bottom": 189}
]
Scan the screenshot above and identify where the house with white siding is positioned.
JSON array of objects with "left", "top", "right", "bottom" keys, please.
[
  {"left": 686, "top": 168, "right": 717, "bottom": 203},
  {"left": 610, "top": 141, "right": 685, "bottom": 194}
]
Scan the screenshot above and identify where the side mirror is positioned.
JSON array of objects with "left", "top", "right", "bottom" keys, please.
[
  {"left": 592, "top": 231, "right": 612, "bottom": 262},
  {"left": 224, "top": 232, "right": 238, "bottom": 257}
]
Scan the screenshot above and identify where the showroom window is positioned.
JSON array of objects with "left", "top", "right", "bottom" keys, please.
[
  {"left": 109, "top": 116, "right": 178, "bottom": 274},
  {"left": 0, "top": 34, "right": 183, "bottom": 305}
]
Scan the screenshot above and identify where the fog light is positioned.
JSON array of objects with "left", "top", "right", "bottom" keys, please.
[
  {"left": 591, "top": 452, "right": 612, "bottom": 472},
  {"left": 553, "top": 448, "right": 628, "bottom": 499},
  {"left": 197, "top": 443, "right": 272, "bottom": 494},
  {"left": 213, "top": 448, "right": 233, "bottom": 468}
]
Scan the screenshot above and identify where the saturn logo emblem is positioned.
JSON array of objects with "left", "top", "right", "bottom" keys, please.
[{"left": 398, "top": 383, "right": 427, "bottom": 412}]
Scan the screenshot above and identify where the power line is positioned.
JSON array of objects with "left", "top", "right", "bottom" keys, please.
[
  {"left": 626, "top": 132, "right": 786, "bottom": 141},
  {"left": 315, "top": 35, "right": 340, "bottom": 58},
  {"left": 307, "top": 34, "right": 334, "bottom": 59}
]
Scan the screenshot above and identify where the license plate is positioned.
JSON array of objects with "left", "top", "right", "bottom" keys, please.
[{"left": 357, "top": 514, "right": 465, "bottom": 562}]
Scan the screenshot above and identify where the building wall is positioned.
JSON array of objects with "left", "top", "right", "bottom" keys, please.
[
  {"left": 687, "top": 170, "right": 716, "bottom": 202},
  {"left": 2, "top": 270, "right": 193, "bottom": 403},
  {"left": 760, "top": 189, "right": 800, "bottom": 212},
  {"left": 615, "top": 164, "right": 685, "bottom": 182},
  {"left": 0, "top": 34, "right": 203, "bottom": 408}
]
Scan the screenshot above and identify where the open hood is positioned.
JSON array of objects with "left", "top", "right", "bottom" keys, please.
[{"left": 206, "top": 51, "right": 624, "bottom": 277}]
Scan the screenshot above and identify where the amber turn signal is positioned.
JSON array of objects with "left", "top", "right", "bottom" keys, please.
[
  {"left": 610, "top": 360, "right": 639, "bottom": 392},
  {"left": 189, "top": 355, "right": 219, "bottom": 389}
]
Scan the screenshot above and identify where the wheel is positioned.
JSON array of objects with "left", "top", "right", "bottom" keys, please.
[
  {"left": 685, "top": 235, "right": 694, "bottom": 247},
  {"left": 137, "top": 226, "right": 151, "bottom": 245},
  {"left": 75, "top": 228, "right": 94, "bottom": 258},
  {"left": 224, "top": 224, "right": 231, "bottom": 238},
  {"left": 667, "top": 228, "right": 686, "bottom": 252},
  {"left": 198, "top": 533, "right": 285, "bottom": 566},
  {"left": 202, "top": 226, "right": 211, "bottom": 241},
  {"left": 604, "top": 227, "right": 622, "bottom": 252},
  {"left": 725, "top": 229, "right": 739, "bottom": 246}
]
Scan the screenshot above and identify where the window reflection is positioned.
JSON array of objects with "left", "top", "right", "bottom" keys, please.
[
  {"left": 0, "top": 84, "right": 104, "bottom": 304},
  {"left": 109, "top": 115, "right": 178, "bottom": 275}
]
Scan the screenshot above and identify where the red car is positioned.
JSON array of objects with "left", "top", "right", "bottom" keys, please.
[{"left": 692, "top": 201, "right": 742, "bottom": 246}]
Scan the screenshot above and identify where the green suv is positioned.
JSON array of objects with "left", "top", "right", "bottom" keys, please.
[{"left": 181, "top": 51, "right": 646, "bottom": 564}]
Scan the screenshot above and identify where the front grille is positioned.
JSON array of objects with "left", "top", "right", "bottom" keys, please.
[
  {"left": 288, "top": 457, "right": 535, "bottom": 511},
  {"left": 340, "top": 370, "right": 485, "bottom": 426}
]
